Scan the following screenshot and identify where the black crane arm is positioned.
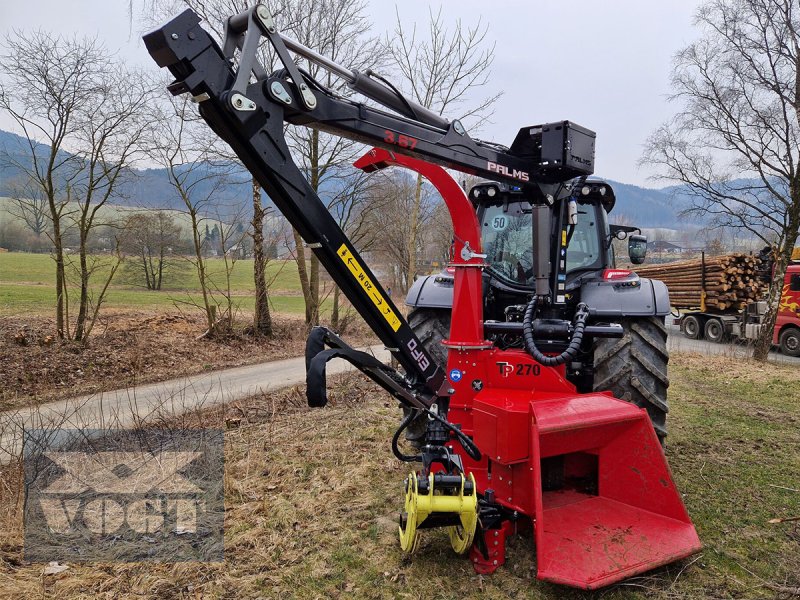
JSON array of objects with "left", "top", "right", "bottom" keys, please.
[{"left": 142, "top": 5, "right": 595, "bottom": 406}]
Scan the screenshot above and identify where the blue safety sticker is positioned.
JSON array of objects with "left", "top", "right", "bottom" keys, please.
[{"left": 449, "top": 368, "right": 463, "bottom": 382}]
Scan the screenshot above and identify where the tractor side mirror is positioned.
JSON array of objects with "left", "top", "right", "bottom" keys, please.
[{"left": 628, "top": 234, "right": 647, "bottom": 265}]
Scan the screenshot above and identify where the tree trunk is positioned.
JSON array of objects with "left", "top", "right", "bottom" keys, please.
[
  {"left": 190, "top": 211, "right": 215, "bottom": 336},
  {"left": 406, "top": 173, "right": 424, "bottom": 291},
  {"left": 753, "top": 184, "right": 800, "bottom": 361},
  {"left": 292, "top": 227, "right": 313, "bottom": 325},
  {"left": 331, "top": 284, "right": 340, "bottom": 330},
  {"left": 156, "top": 248, "right": 164, "bottom": 291},
  {"left": 251, "top": 179, "right": 273, "bottom": 336},
  {"left": 53, "top": 226, "right": 66, "bottom": 339},
  {"left": 309, "top": 254, "right": 320, "bottom": 326},
  {"left": 297, "top": 128, "right": 322, "bottom": 329},
  {"left": 73, "top": 230, "right": 89, "bottom": 341}
]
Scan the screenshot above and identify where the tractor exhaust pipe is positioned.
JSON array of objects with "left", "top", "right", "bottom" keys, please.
[{"left": 532, "top": 204, "right": 552, "bottom": 300}]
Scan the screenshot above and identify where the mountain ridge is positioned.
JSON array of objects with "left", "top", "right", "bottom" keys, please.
[{"left": 0, "top": 128, "right": 688, "bottom": 228}]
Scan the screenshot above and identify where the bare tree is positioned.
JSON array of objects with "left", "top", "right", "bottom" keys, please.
[
  {"left": 326, "top": 168, "right": 386, "bottom": 329},
  {"left": 642, "top": 0, "right": 800, "bottom": 360},
  {"left": 367, "top": 171, "right": 439, "bottom": 289},
  {"left": 69, "top": 67, "right": 153, "bottom": 341},
  {"left": 7, "top": 175, "right": 49, "bottom": 237},
  {"left": 144, "top": 0, "right": 384, "bottom": 331},
  {"left": 251, "top": 181, "right": 273, "bottom": 336},
  {"left": 142, "top": 0, "right": 278, "bottom": 336},
  {"left": 0, "top": 31, "right": 102, "bottom": 338},
  {"left": 389, "top": 8, "right": 500, "bottom": 289},
  {"left": 120, "top": 210, "right": 186, "bottom": 290},
  {"left": 146, "top": 93, "right": 241, "bottom": 337},
  {"left": 277, "top": 0, "right": 387, "bottom": 329}
]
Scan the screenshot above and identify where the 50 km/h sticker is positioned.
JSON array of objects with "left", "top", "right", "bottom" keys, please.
[{"left": 337, "top": 244, "right": 402, "bottom": 332}]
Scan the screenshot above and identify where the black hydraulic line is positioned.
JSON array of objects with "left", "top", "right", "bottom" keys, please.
[
  {"left": 523, "top": 298, "right": 590, "bottom": 366},
  {"left": 392, "top": 410, "right": 421, "bottom": 463},
  {"left": 391, "top": 405, "right": 481, "bottom": 462}
]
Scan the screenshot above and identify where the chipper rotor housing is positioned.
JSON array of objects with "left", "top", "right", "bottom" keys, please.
[{"left": 355, "top": 148, "right": 701, "bottom": 589}]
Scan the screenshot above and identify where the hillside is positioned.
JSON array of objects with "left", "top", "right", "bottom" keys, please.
[{"left": 0, "top": 128, "right": 688, "bottom": 228}]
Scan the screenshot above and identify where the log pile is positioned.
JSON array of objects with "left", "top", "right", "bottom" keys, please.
[{"left": 633, "top": 254, "right": 768, "bottom": 310}]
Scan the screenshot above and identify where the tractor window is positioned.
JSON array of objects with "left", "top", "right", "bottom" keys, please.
[
  {"left": 482, "top": 204, "right": 534, "bottom": 285},
  {"left": 791, "top": 273, "right": 800, "bottom": 291},
  {"left": 566, "top": 209, "right": 601, "bottom": 272},
  {"left": 480, "top": 202, "right": 604, "bottom": 286}
]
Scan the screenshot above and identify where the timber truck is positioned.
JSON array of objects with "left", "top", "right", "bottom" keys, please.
[
  {"left": 670, "top": 252, "right": 800, "bottom": 356},
  {"left": 144, "top": 5, "right": 700, "bottom": 589}
]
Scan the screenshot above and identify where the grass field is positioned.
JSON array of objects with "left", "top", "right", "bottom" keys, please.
[
  {"left": 1, "top": 353, "right": 797, "bottom": 599},
  {"left": 0, "top": 251, "right": 332, "bottom": 316}
]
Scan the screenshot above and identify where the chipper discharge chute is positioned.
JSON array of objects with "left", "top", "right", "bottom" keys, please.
[{"left": 144, "top": 5, "right": 701, "bottom": 588}]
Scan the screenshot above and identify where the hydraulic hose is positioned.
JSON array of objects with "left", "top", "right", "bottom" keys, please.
[
  {"left": 391, "top": 405, "right": 482, "bottom": 463},
  {"left": 392, "top": 409, "right": 421, "bottom": 462},
  {"left": 523, "top": 298, "right": 589, "bottom": 366}
]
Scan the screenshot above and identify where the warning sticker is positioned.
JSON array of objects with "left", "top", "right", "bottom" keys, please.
[{"left": 337, "top": 244, "right": 402, "bottom": 332}]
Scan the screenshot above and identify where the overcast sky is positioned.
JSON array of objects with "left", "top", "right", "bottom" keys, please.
[{"left": 0, "top": 0, "right": 702, "bottom": 186}]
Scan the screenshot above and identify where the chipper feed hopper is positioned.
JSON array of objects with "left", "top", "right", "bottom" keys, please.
[{"left": 144, "top": 5, "right": 701, "bottom": 589}]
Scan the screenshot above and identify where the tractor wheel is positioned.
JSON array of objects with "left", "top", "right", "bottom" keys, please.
[
  {"left": 779, "top": 327, "right": 800, "bottom": 357},
  {"left": 592, "top": 317, "right": 669, "bottom": 442},
  {"left": 404, "top": 308, "right": 451, "bottom": 446}
]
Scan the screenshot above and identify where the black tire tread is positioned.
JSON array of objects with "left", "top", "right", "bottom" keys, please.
[
  {"left": 404, "top": 308, "right": 451, "bottom": 444},
  {"left": 593, "top": 316, "right": 669, "bottom": 440}
]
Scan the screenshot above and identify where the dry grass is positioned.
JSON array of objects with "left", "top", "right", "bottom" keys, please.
[
  {"left": 0, "top": 310, "right": 377, "bottom": 411},
  {"left": 0, "top": 353, "right": 798, "bottom": 599}
]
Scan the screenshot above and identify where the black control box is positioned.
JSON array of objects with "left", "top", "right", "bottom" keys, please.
[{"left": 509, "top": 121, "right": 596, "bottom": 182}]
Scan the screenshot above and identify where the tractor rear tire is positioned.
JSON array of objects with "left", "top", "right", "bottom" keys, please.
[
  {"left": 592, "top": 316, "right": 669, "bottom": 442},
  {"left": 404, "top": 308, "right": 452, "bottom": 446}
]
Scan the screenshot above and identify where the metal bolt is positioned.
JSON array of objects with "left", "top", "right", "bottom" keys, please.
[
  {"left": 473, "top": 557, "right": 478, "bottom": 563},
  {"left": 235, "top": 98, "right": 243, "bottom": 107},
  {"left": 493, "top": 560, "right": 498, "bottom": 566},
  {"left": 508, "top": 481, "right": 512, "bottom": 486},
  {"left": 494, "top": 540, "right": 498, "bottom": 546},
  {"left": 493, "top": 531, "right": 499, "bottom": 537},
  {"left": 507, "top": 497, "right": 512, "bottom": 501},
  {"left": 171, "top": 33, "right": 179, "bottom": 40}
]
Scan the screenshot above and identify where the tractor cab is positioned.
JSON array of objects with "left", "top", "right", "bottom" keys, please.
[{"left": 466, "top": 180, "right": 644, "bottom": 321}]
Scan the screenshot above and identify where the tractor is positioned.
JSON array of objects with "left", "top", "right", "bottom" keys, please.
[
  {"left": 144, "top": 4, "right": 700, "bottom": 589},
  {"left": 404, "top": 179, "right": 671, "bottom": 445}
]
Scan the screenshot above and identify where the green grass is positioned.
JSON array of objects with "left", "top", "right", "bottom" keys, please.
[{"left": 0, "top": 251, "right": 326, "bottom": 316}]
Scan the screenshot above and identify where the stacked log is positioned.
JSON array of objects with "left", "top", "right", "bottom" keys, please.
[{"left": 632, "top": 254, "right": 767, "bottom": 311}]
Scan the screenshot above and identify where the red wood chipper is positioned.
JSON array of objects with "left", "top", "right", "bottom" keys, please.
[{"left": 144, "top": 4, "right": 701, "bottom": 589}]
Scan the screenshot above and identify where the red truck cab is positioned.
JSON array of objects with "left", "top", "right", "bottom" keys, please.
[{"left": 775, "top": 264, "right": 800, "bottom": 356}]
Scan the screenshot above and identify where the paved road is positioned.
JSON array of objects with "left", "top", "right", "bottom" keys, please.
[
  {"left": 0, "top": 345, "right": 390, "bottom": 462},
  {"left": 666, "top": 322, "right": 800, "bottom": 364}
]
